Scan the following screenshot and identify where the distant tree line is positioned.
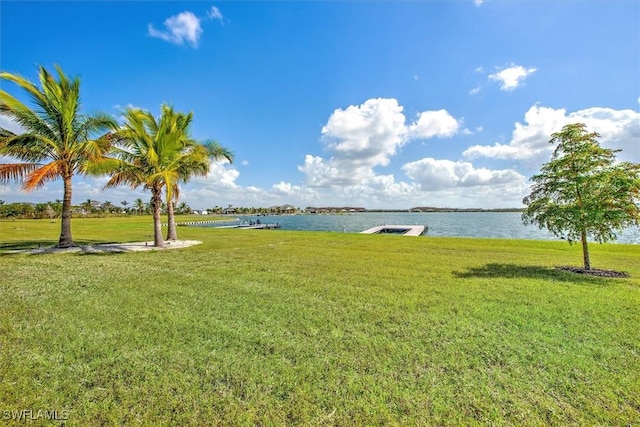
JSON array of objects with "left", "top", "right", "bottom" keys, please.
[{"left": 0, "top": 198, "right": 195, "bottom": 219}]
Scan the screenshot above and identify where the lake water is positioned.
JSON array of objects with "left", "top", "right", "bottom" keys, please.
[{"left": 199, "top": 212, "right": 640, "bottom": 244}]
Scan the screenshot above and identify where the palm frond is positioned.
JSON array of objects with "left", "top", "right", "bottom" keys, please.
[
  {"left": 0, "top": 71, "right": 46, "bottom": 105},
  {"left": 83, "top": 157, "right": 124, "bottom": 176},
  {"left": 103, "top": 166, "right": 147, "bottom": 190},
  {"left": 0, "top": 90, "right": 58, "bottom": 142},
  {"left": 105, "top": 173, "right": 136, "bottom": 190},
  {"left": 23, "top": 161, "right": 62, "bottom": 190},
  {"left": 0, "top": 163, "right": 41, "bottom": 184},
  {"left": 0, "top": 128, "right": 15, "bottom": 139},
  {"left": 1, "top": 133, "right": 55, "bottom": 162},
  {"left": 73, "top": 113, "right": 119, "bottom": 143},
  {"left": 202, "top": 139, "right": 234, "bottom": 163}
]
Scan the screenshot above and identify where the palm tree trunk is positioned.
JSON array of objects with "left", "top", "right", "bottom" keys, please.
[
  {"left": 57, "top": 175, "right": 74, "bottom": 248},
  {"left": 166, "top": 200, "right": 178, "bottom": 240},
  {"left": 151, "top": 188, "right": 164, "bottom": 247},
  {"left": 581, "top": 229, "right": 591, "bottom": 270}
]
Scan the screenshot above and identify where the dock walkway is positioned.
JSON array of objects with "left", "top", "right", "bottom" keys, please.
[{"left": 238, "top": 223, "right": 281, "bottom": 230}]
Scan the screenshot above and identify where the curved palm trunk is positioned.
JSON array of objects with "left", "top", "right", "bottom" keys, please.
[
  {"left": 57, "top": 175, "right": 74, "bottom": 248},
  {"left": 581, "top": 229, "right": 591, "bottom": 270},
  {"left": 166, "top": 200, "right": 178, "bottom": 240},
  {"left": 151, "top": 188, "right": 164, "bottom": 247}
]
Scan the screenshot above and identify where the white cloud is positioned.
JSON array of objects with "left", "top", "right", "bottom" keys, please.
[
  {"left": 474, "top": 0, "right": 485, "bottom": 6},
  {"left": 321, "top": 98, "right": 408, "bottom": 168},
  {"left": 463, "top": 104, "right": 640, "bottom": 163},
  {"left": 293, "top": 98, "right": 527, "bottom": 208},
  {"left": 179, "top": 160, "right": 254, "bottom": 207},
  {"left": 469, "top": 86, "right": 481, "bottom": 95},
  {"left": 402, "top": 158, "right": 525, "bottom": 191},
  {"left": 193, "top": 159, "right": 240, "bottom": 188},
  {"left": 298, "top": 155, "right": 376, "bottom": 188},
  {"left": 315, "top": 98, "right": 461, "bottom": 180},
  {"left": 272, "top": 181, "right": 302, "bottom": 195},
  {"left": 207, "top": 6, "right": 223, "bottom": 22},
  {"left": 409, "top": 110, "right": 460, "bottom": 139},
  {"left": 0, "top": 113, "right": 24, "bottom": 134},
  {"left": 489, "top": 64, "right": 537, "bottom": 91},
  {"left": 148, "top": 11, "right": 203, "bottom": 48}
]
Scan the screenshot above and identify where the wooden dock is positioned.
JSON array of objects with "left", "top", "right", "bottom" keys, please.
[
  {"left": 360, "top": 224, "right": 426, "bottom": 236},
  {"left": 165, "top": 219, "right": 280, "bottom": 230},
  {"left": 237, "top": 223, "right": 281, "bottom": 230}
]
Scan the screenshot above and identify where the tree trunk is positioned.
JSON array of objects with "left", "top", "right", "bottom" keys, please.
[
  {"left": 57, "top": 175, "right": 74, "bottom": 248},
  {"left": 581, "top": 229, "right": 591, "bottom": 270},
  {"left": 151, "top": 188, "right": 164, "bottom": 247},
  {"left": 166, "top": 200, "right": 178, "bottom": 240}
]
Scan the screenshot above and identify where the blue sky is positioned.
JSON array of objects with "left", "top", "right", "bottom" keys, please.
[{"left": 1, "top": 0, "right": 639, "bottom": 210}]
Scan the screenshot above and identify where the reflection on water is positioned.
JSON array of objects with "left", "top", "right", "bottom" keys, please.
[{"left": 199, "top": 212, "right": 639, "bottom": 244}]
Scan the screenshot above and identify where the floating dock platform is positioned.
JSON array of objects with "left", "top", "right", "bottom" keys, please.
[{"left": 360, "top": 224, "right": 426, "bottom": 236}]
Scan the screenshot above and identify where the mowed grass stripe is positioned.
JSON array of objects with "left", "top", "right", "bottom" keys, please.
[{"left": 1, "top": 217, "right": 639, "bottom": 425}]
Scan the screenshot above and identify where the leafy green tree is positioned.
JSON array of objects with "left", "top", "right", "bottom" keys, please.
[
  {"left": 0, "top": 65, "right": 117, "bottom": 247},
  {"left": 0, "top": 202, "right": 34, "bottom": 218},
  {"left": 522, "top": 123, "right": 640, "bottom": 270},
  {"left": 34, "top": 202, "right": 47, "bottom": 218}
]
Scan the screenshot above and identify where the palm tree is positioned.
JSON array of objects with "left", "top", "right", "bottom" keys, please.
[
  {"left": 81, "top": 199, "right": 93, "bottom": 215},
  {"left": 102, "top": 201, "right": 115, "bottom": 214},
  {"left": 121, "top": 200, "right": 129, "bottom": 213},
  {"left": 134, "top": 198, "right": 145, "bottom": 215},
  {"left": 95, "top": 107, "right": 169, "bottom": 246},
  {"left": 176, "top": 202, "right": 191, "bottom": 215},
  {"left": 0, "top": 65, "right": 117, "bottom": 247},
  {"left": 164, "top": 126, "right": 232, "bottom": 240},
  {"left": 95, "top": 105, "right": 231, "bottom": 246}
]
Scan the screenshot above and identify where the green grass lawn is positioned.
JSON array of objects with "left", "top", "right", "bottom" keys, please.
[{"left": 1, "top": 217, "right": 639, "bottom": 425}]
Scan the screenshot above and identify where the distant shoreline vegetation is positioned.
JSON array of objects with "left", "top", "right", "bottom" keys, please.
[
  {"left": 305, "top": 206, "right": 525, "bottom": 213},
  {"left": 0, "top": 200, "right": 525, "bottom": 219}
]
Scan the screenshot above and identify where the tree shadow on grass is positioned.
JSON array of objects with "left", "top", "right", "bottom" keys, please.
[
  {"left": 74, "top": 248, "right": 128, "bottom": 256},
  {"left": 0, "top": 240, "right": 59, "bottom": 251},
  {"left": 0, "top": 240, "right": 122, "bottom": 256},
  {"left": 452, "top": 263, "right": 616, "bottom": 285}
]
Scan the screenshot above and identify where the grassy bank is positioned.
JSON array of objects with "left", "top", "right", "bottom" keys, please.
[{"left": 1, "top": 217, "right": 639, "bottom": 425}]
